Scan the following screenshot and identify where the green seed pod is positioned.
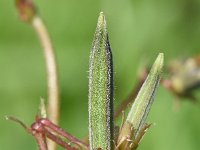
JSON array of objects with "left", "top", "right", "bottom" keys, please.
[{"left": 89, "top": 12, "right": 114, "bottom": 150}]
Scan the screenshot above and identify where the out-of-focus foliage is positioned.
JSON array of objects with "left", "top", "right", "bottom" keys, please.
[
  {"left": 0, "top": 0, "right": 200, "bottom": 150},
  {"left": 165, "top": 56, "right": 200, "bottom": 99}
]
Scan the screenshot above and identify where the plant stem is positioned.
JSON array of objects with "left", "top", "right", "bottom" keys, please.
[
  {"left": 114, "top": 69, "right": 148, "bottom": 119},
  {"left": 34, "top": 132, "right": 48, "bottom": 150},
  {"left": 32, "top": 17, "right": 60, "bottom": 124},
  {"left": 32, "top": 16, "right": 60, "bottom": 150},
  {"left": 38, "top": 118, "right": 88, "bottom": 149},
  {"left": 15, "top": 1, "right": 60, "bottom": 149}
]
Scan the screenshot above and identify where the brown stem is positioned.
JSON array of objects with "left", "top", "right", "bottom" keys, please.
[
  {"left": 5, "top": 116, "right": 31, "bottom": 133},
  {"left": 114, "top": 69, "right": 148, "bottom": 119},
  {"left": 38, "top": 118, "right": 89, "bottom": 149},
  {"left": 15, "top": 1, "right": 60, "bottom": 150},
  {"left": 34, "top": 132, "right": 48, "bottom": 150},
  {"left": 32, "top": 16, "right": 60, "bottom": 150},
  {"left": 31, "top": 121, "right": 49, "bottom": 150},
  {"left": 44, "top": 129, "right": 78, "bottom": 150}
]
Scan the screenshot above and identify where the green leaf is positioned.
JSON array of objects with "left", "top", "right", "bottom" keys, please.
[{"left": 88, "top": 12, "right": 114, "bottom": 150}]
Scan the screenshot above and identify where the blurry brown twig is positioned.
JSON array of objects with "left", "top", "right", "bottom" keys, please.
[
  {"left": 32, "top": 16, "right": 60, "bottom": 125},
  {"left": 114, "top": 69, "right": 148, "bottom": 119},
  {"left": 15, "top": 0, "right": 60, "bottom": 150}
]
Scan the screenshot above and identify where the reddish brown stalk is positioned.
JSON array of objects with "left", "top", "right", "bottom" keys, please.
[
  {"left": 34, "top": 133, "right": 48, "bottom": 150},
  {"left": 7, "top": 116, "right": 88, "bottom": 150},
  {"left": 44, "top": 129, "right": 77, "bottom": 150},
  {"left": 31, "top": 121, "right": 49, "bottom": 150},
  {"left": 6, "top": 116, "right": 48, "bottom": 150},
  {"left": 114, "top": 69, "right": 148, "bottom": 118},
  {"left": 37, "top": 118, "right": 89, "bottom": 149},
  {"left": 5, "top": 116, "right": 31, "bottom": 133}
]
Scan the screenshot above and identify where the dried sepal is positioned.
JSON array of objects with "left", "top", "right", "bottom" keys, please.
[
  {"left": 130, "top": 123, "right": 152, "bottom": 150},
  {"left": 116, "top": 122, "right": 133, "bottom": 150}
]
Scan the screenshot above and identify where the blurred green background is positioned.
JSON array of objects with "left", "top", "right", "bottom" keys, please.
[{"left": 0, "top": 0, "right": 200, "bottom": 150}]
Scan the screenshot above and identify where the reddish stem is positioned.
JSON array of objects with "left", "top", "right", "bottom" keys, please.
[
  {"left": 37, "top": 118, "right": 88, "bottom": 147},
  {"left": 114, "top": 69, "right": 148, "bottom": 118},
  {"left": 31, "top": 122, "right": 48, "bottom": 150},
  {"left": 44, "top": 128, "right": 77, "bottom": 150}
]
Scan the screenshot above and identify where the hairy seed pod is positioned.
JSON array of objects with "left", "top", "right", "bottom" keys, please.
[{"left": 89, "top": 12, "right": 114, "bottom": 150}]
